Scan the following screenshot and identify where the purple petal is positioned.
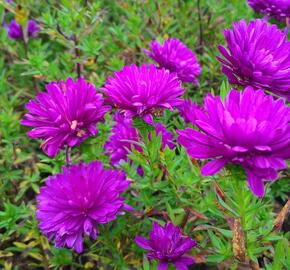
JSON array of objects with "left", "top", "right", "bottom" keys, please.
[
  {"left": 246, "top": 171, "right": 265, "bottom": 198},
  {"left": 201, "top": 159, "right": 227, "bottom": 176},
  {"left": 157, "top": 261, "right": 168, "bottom": 270},
  {"left": 135, "top": 236, "right": 153, "bottom": 250}
]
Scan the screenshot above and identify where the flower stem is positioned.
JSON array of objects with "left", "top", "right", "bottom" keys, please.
[
  {"left": 65, "top": 146, "right": 70, "bottom": 166},
  {"left": 196, "top": 0, "right": 203, "bottom": 54},
  {"left": 230, "top": 168, "right": 248, "bottom": 264}
]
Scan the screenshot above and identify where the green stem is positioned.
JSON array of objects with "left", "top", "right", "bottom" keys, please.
[{"left": 229, "top": 168, "right": 247, "bottom": 228}]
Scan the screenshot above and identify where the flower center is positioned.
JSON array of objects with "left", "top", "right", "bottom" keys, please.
[{"left": 71, "top": 120, "right": 78, "bottom": 130}]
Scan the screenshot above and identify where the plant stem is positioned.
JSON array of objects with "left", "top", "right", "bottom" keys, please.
[
  {"left": 197, "top": 0, "right": 203, "bottom": 54},
  {"left": 66, "top": 146, "right": 70, "bottom": 166},
  {"left": 230, "top": 169, "right": 248, "bottom": 264},
  {"left": 74, "top": 35, "right": 82, "bottom": 78}
]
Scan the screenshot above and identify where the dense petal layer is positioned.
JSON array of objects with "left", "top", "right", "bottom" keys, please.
[
  {"left": 101, "top": 64, "right": 184, "bottom": 122},
  {"left": 178, "top": 87, "right": 290, "bottom": 197},
  {"left": 218, "top": 19, "right": 290, "bottom": 100},
  {"left": 247, "top": 0, "right": 290, "bottom": 23},
  {"left": 135, "top": 222, "right": 196, "bottom": 268},
  {"left": 37, "top": 161, "right": 130, "bottom": 252},
  {"left": 21, "top": 77, "right": 110, "bottom": 157},
  {"left": 105, "top": 114, "right": 175, "bottom": 166},
  {"left": 145, "top": 38, "right": 201, "bottom": 84}
]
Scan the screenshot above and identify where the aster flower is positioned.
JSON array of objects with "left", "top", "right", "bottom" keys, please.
[
  {"left": 217, "top": 19, "right": 290, "bottom": 101},
  {"left": 247, "top": 0, "right": 290, "bottom": 23},
  {"left": 27, "top": 20, "right": 40, "bottom": 38},
  {"left": 135, "top": 222, "right": 197, "bottom": 270},
  {"left": 101, "top": 64, "right": 184, "bottom": 124},
  {"left": 105, "top": 113, "right": 175, "bottom": 166},
  {"left": 144, "top": 38, "right": 201, "bottom": 84},
  {"left": 104, "top": 113, "right": 142, "bottom": 166},
  {"left": 37, "top": 161, "right": 131, "bottom": 253},
  {"left": 154, "top": 123, "right": 176, "bottom": 150},
  {"left": 178, "top": 99, "right": 200, "bottom": 124},
  {"left": 177, "top": 87, "right": 290, "bottom": 197},
  {"left": 7, "top": 20, "right": 22, "bottom": 39},
  {"left": 21, "top": 77, "right": 110, "bottom": 157},
  {"left": 7, "top": 19, "right": 40, "bottom": 40}
]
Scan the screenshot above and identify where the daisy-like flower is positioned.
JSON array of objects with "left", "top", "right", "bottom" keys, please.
[
  {"left": 104, "top": 113, "right": 142, "bottom": 166},
  {"left": 135, "top": 222, "right": 197, "bottom": 270},
  {"left": 177, "top": 87, "right": 290, "bottom": 197},
  {"left": 247, "top": 0, "right": 290, "bottom": 23},
  {"left": 144, "top": 38, "right": 201, "bottom": 84},
  {"left": 105, "top": 113, "right": 175, "bottom": 166},
  {"left": 101, "top": 64, "right": 184, "bottom": 124},
  {"left": 37, "top": 161, "right": 131, "bottom": 253},
  {"left": 7, "top": 19, "right": 40, "bottom": 39},
  {"left": 21, "top": 77, "right": 110, "bottom": 157},
  {"left": 217, "top": 19, "right": 290, "bottom": 101},
  {"left": 178, "top": 99, "right": 200, "bottom": 124}
]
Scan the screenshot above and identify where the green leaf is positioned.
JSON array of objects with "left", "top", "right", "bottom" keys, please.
[
  {"left": 220, "top": 80, "right": 231, "bottom": 101},
  {"left": 143, "top": 256, "right": 150, "bottom": 270},
  {"left": 272, "top": 239, "right": 287, "bottom": 270}
]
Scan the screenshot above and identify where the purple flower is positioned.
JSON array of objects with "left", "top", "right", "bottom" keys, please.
[
  {"left": 217, "top": 19, "right": 290, "bottom": 101},
  {"left": 27, "top": 20, "right": 40, "bottom": 37},
  {"left": 145, "top": 38, "right": 201, "bottom": 84},
  {"left": 155, "top": 123, "right": 176, "bottom": 150},
  {"left": 135, "top": 222, "right": 197, "bottom": 270},
  {"left": 21, "top": 77, "right": 110, "bottom": 157},
  {"left": 177, "top": 87, "right": 290, "bottom": 197},
  {"left": 101, "top": 64, "right": 184, "bottom": 124},
  {"left": 37, "top": 161, "right": 130, "bottom": 253},
  {"left": 7, "top": 19, "right": 40, "bottom": 40},
  {"left": 105, "top": 113, "right": 142, "bottom": 166},
  {"left": 7, "top": 20, "right": 22, "bottom": 39},
  {"left": 144, "top": 38, "right": 201, "bottom": 84},
  {"left": 178, "top": 99, "right": 200, "bottom": 124},
  {"left": 105, "top": 113, "right": 175, "bottom": 166},
  {"left": 247, "top": 0, "right": 290, "bottom": 23}
]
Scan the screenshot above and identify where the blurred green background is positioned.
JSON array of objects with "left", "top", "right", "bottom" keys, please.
[{"left": 0, "top": 1, "right": 289, "bottom": 270}]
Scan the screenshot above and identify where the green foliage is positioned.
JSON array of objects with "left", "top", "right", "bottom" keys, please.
[{"left": 0, "top": 0, "right": 289, "bottom": 269}]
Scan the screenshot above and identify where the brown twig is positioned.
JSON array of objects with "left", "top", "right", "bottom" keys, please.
[
  {"left": 73, "top": 36, "right": 82, "bottom": 78},
  {"left": 56, "top": 25, "right": 82, "bottom": 78},
  {"left": 180, "top": 208, "right": 191, "bottom": 229}
]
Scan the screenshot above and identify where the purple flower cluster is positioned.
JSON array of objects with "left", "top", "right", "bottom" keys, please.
[
  {"left": 37, "top": 161, "right": 130, "bottom": 252},
  {"left": 7, "top": 19, "right": 39, "bottom": 40},
  {"left": 135, "top": 222, "right": 197, "bottom": 270},
  {"left": 178, "top": 99, "right": 200, "bottom": 124},
  {"left": 21, "top": 77, "right": 110, "bottom": 157},
  {"left": 177, "top": 87, "right": 290, "bottom": 197},
  {"left": 105, "top": 113, "right": 175, "bottom": 166},
  {"left": 247, "top": 0, "right": 290, "bottom": 23},
  {"left": 145, "top": 38, "right": 201, "bottom": 84},
  {"left": 217, "top": 19, "right": 290, "bottom": 101},
  {"left": 20, "top": 12, "right": 289, "bottom": 266}
]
